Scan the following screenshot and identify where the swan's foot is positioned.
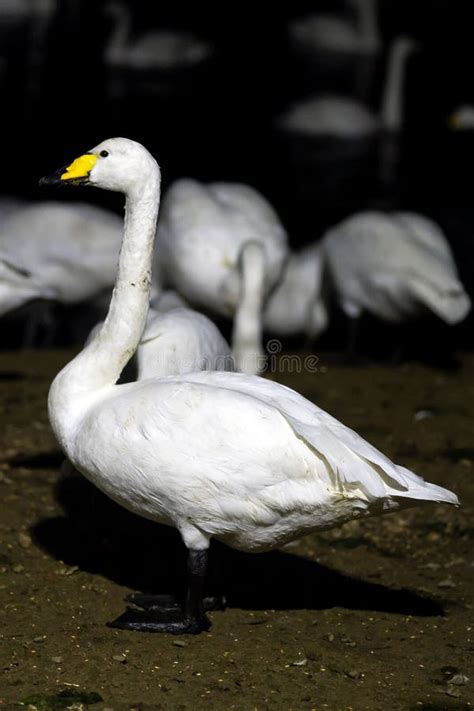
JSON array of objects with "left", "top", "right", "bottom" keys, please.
[
  {"left": 107, "top": 607, "right": 210, "bottom": 635},
  {"left": 107, "top": 549, "right": 213, "bottom": 635},
  {"left": 126, "top": 592, "right": 226, "bottom": 612}
]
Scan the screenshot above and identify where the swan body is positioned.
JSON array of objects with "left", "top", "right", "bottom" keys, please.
[
  {"left": 322, "top": 211, "right": 471, "bottom": 324},
  {"left": 278, "top": 94, "right": 379, "bottom": 138},
  {"left": 264, "top": 244, "right": 329, "bottom": 339},
  {"left": 42, "top": 137, "right": 458, "bottom": 634},
  {"left": 156, "top": 179, "right": 288, "bottom": 372},
  {"left": 289, "top": 0, "right": 380, "bottom": 56},
  {"left": 0, "top": 201, "right": 122, "bottom": 316},
  {"left": 278, "top": 35, "right": 416, "bottom": 139},
  {"left": 87, "top": 304, "right": 235, "bottom": 380},
  {"left": 105, "top": 3, "right": 211, "bottom": 71}
]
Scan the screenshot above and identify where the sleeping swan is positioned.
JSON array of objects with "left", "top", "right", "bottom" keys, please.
[{"left": 40, "top": 138, "right": 458, "bottom": 635}]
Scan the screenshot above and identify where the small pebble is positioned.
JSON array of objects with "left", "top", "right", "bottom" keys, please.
[
  {"left": 12, "top": 564, "right": 24, "bottom": 574},
  {"left": 414, "top": 409, "right": 435, "bottom": 421},
  {"left": 51, "top": 656, "right": 63, "bottom": 664},
  {"left": 172, "top": 640, "right": 186, "bottom": 648},
  {"left": 448, "top": 674, "right": 469, "bottom": 686},
  {"left": 324, "top": 633, "right": 334, "bottom": 642},
  {"left": 437, "top": 578, "right": 456, "bottom": 589},
  {"left": 112, "top": 653, "right": 127, "bottom": 663},
  {"left": 291, "top": 657, "right": 308, "bottom": 666},
  {"left": 445, "top": 686, "right": 461, "bottom": 698},
  {"left": 57, "top": 564, "right": 79, "bottom": 576},
  {"left": 18, "top": 532, "right": 31, "bottom": 549},
  {"left": 33, "top": 636, "right": 45, "bottom": 643},
  {"left": 346, "top": 670, "right": 362, "bottom": 679}
]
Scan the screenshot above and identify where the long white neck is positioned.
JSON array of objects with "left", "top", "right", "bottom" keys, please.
[
  {"left": 380, "top": 36, "right": 414, "bottom": 132},
  {"left": 107, "top": 3, "right": 130, "bottom": 57},
  {"left": 49, "top": 171, "right": 161, "bottom": 440},
  {"left": 354, "top": 0, "right": 379, "bottom": 46},
  {"left": 232, "top": 241, "right": 265, "bottom": 375}
]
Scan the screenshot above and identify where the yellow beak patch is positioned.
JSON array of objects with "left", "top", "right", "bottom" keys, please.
[{"left": 61, "top": 153, "right": 98, "bottom": 181}]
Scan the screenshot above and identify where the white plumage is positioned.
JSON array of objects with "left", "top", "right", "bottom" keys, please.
[
  {"left": 278, "top": 35, "right": 416, "bottom": 140},
  {"left": 0, "top": 201, "right": 122, "bottom": 317},
  {"left": 138, "top": 306, "right": 235, "bottom": 379},
  {"left": 263, "top": 243, "right": 329, "bottom": 339},
  {"left": 156, "top": 179, "right": 288, "bottom": 373},
  {"left": 87, "top": 304, "right": 235, "bottom": 380},
  {"left": 289, "top": 0, "right": 380, "bottom": 57},
  {"left": 322, "top": 211, "right": 471, "bottom": 324},
  {"left": 42, "top": 137, "right": 458, "bottom": 634},
  {"left": 104, "top": 2, "right": 211, "bottom": 72}
]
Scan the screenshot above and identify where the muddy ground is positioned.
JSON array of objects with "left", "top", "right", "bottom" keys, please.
[{"left": 0, "top": 348, "right": 472, "bottom": 710}]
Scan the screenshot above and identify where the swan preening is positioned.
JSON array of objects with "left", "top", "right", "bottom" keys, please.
[
  {"left": 41, "top": 137, "right": 458, "bottom": 635},
  {"left": 322, "top": 211, "right": 471, "bottom": 325},
  {"left": 156, "top": 179, "right": 288, "bottom": 374}
]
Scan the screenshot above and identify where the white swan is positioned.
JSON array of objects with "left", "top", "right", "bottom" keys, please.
[
  {"left": 289, "top": 0, "right": 380, "bottom": 96},
  {"left": 41, "top": 137, "right": 458, "bottom": 635},
  {"left": 322, "top": 211, "right": 471, "bottom": 325},
  {"left": 278, "top": 35, "right": 415, "bottom": 139},
  {"left": 289, "top": 0, "right": 380, "bottom": 56},
  {"left": 156, "top": 179, "right": 288, "bottom": 374},
  {"left": 0, "top": 201, "right": 123, "bottom": 319},
  {"left": 104, "top": 2, "right": 212, "bottom": 72},
  {"left": 278, "top": 35, "right": 416, "bottom": 189},
  {"left": 87, "top": 303, "right": 235, "bottom": 380},
  {"left": 263, "top": 243, "right": 329, "bottom": 339}
]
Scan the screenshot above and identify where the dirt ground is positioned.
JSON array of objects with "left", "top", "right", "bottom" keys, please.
[{"left": 0, "top": 348, "right": 472, "bottom": 711}]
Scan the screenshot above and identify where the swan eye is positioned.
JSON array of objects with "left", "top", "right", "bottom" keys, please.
[{"left": 100, "top": 150, "right": 109, "bottom": 158}]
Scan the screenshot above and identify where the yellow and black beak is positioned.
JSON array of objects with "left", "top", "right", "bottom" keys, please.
[{"left": 39, "top": 153, "right": 98, "bottom": 187}]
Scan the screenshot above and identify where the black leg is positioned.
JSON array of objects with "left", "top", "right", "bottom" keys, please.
[{"left": 107, "top": 549, "right": 211, "bottom": 634}]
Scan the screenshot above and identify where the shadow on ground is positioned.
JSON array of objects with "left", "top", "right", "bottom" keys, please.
[{"left": 30, "top": 470, "right": 445, "bottom": 617}]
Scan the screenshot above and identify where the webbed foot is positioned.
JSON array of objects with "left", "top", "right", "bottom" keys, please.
[
  {"left": 107, "top": 606, "right": 210, "bottom": 635},
  {"left": 126, "top": 592, "right": 226, "bottom": 612}
]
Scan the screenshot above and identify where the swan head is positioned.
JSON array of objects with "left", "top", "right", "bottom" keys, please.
[{"left": 40, "top": 137, "right": 160, "bottom": 195}]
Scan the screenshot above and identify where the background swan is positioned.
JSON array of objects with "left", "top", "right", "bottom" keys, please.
[
  {"left": 87, "top": 303, "right": 235, "bottom": 380},
  {"left": 156, "top": 179, "right": 288, "bottom": 373},
  {"left": 263, "top": 243, "right": 329, "bottom": 340},
  {"left": 104, "top": 2, "right": 212, "bottom": 71},
  {"left": 322, "top": 211, "right": 471, "bottom": 325},
  {"left": 278, "top": 35, "right": 415, "bottom": 139},
  {"left": 0, "top": 201, "right": 122, "bottom": 320},
  {"left": 42, "top": 137, "right": 458, "bottom": 636},
  {"left": 277, "top": 35, "right": 417, "bottom": 196},
  {"left": 289, "top": 0, "right": 380, "bottom": 96}
]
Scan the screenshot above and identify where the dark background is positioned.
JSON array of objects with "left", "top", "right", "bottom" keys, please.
[{"left": 1, "top": 0, "right": 474, "bottom": 350}]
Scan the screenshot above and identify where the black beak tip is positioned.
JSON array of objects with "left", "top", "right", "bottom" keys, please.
[{"left": 39, "top": 169, "right": 63, "bottom": 188}]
